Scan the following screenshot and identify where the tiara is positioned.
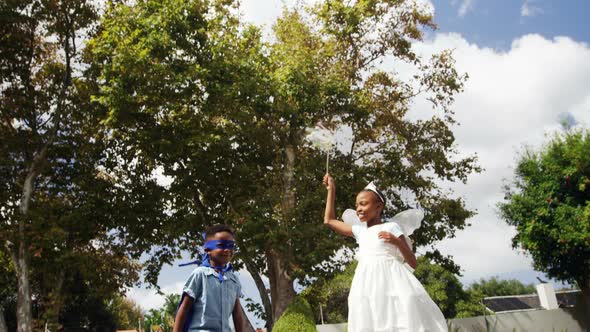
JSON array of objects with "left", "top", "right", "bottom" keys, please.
[{"left": 364, "top": 181, "right": 385, "bottom": 202}]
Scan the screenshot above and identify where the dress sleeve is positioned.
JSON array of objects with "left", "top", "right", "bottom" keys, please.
[
  {"left": 182, "top": 268, "right": 203, "bottom": 300},
  {"left": 351, "top": 224, "right": 364, "bottom": 241},
  {"left": 385, "top": 222, "right": 404, "bottom": 237}
]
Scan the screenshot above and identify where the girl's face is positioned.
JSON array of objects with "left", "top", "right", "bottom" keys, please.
[{"left": 355, "top": 191, "right": 383, "bottom": 223}]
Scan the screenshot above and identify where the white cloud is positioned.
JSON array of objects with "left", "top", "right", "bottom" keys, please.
[
  {"left": 127, "top": 282, "right": 184, "bottom": 312},
  {"left": 237, "top": 0, "right": 285, "bottom": 28},
  {"left": 521, "top": 0, "right": 543, "bottom": 17},
  {"left": 458, "top": 0, "right": 474, "bottom": 17},
  {"left": 410, "top": 33, "right": 590, "bottom": 283},
  {"left": 451, "top": 0, "right": 474, "bottom": 17}
]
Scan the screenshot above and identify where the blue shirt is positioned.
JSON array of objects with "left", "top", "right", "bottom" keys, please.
[{"left": 182, "top": 266, "right": 242, "bottom": 332}]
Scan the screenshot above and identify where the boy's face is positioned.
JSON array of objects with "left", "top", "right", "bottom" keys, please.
[{"left": 205, "top": 231, "right": 235, "bottom": 267}]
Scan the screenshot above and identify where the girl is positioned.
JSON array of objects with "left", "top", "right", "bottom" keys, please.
[{"left": 323, "top": 173, "right": 447, "bottom": 332}]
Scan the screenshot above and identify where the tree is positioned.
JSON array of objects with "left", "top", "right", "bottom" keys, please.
[
  {"left": 0, "top": 0, "right": 101, "bottom": 329},
  {"left": 467, "top": 277, "right": 535, "bottom": 297},
  {"left": 453, "top": 290, "right": 486, "bottom": 319},
  {"left": 142, "top": 295, "right": 179, "bottom": 332},
  {"left": 107, "top": 297, "right": 143, "bottom": 330},
  {"left": 88, "top": 0, "right": 479, "bottom": 329},
  {"left": 453, "top": 277, "right": 536, "bottom": 319},
  {"left": 0, "top": 1, "right": 170, "bottom": 329},
  {"left": 499, "top": 129, "right": 590, "bottom": 299},
  {"left": 303, "top": 261, "right": 358, "bottom": 324},
  {"left": 0, "top": 251, "right": 17, "bottom": 332},
  {"left": 414, "top": 257, "right": 467, "bottom": 318}
]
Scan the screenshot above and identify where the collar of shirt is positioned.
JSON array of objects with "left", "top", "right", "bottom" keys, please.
[{"left": 202, "top": 265, "right": 239, "bottom": 283}]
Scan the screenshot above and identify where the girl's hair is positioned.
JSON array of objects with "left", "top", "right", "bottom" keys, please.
[
  {"left": 204, "top": 224, "right": 234, "bottom": 239},
  {"left": 360, "top": 189, "right": 387, "bottom": 216}
]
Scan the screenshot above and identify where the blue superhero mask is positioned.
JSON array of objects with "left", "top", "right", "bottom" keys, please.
[
  {"left": 178, "top": 237, "right": 236, "bottom": 283},
  {"left": 203, "top": 239, "right": 235, "bottom": 251}
]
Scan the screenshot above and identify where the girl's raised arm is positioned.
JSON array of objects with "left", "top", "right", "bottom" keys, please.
[{"left": 323, "top": 174, "right": 353, "bottom": 238}]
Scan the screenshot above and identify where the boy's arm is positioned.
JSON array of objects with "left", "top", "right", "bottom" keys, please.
[
  {"left": 232, "top": 298, "right": 246, "bottom": 332},
  {"left": 323, "top": 174, "right": 353, "bottom": 237},
  {"left": 173, "top": 295, "right": 194, "bottom": 332}
]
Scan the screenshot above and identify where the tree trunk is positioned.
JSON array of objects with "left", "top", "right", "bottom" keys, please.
[
  {"left": 262, "top": 143, "right": 298, "bottom": 329},
  {"left": 13, "top": 146, "right": 49, "bottom": 332},
  {"left": 237, "top": 303, "right": 255, "bottom": 332},
  {"left": 14, "top": 240, "right": 32, "bottom": 332},
  {"left": 0, "top": 306, "right": 7, "bottom": 332},
  {"left": 240, "top": 255, "right": 273, "bottom": 328},
  {"left": 266, "top": 250, "right": 296, "bottom": 329},
  {"left": 250, "top": 271, "right": 273, "bottom": 330},
  {"left": 579, "top": 279, "right": 590, "bottom": 301},
  {"left": 45, "top": 269, "right": 66, "bottom": 330}
]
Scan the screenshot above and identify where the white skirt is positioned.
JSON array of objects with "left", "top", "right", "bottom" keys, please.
[{"left": 348, "top": 257, "right": 448, "bottom": 332}]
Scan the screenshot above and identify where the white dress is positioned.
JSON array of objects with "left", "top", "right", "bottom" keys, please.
[{"left": 348, "top": 222, "right": 448, "bottom": 332}]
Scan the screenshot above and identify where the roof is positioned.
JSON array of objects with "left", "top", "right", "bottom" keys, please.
[
  {"left": 555, "top": 289, "right": 581, "bottom": 307},
  {"left": 483, "top": 289, "right": 581, "bottom": 313},
  {"left": 483, "top": 294, "right": 540, "bottom": 312}
]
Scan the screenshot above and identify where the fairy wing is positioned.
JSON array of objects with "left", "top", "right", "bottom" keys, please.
[
  {"left": 342, "top": 208, "right": 365, "bottom": 227},
  {"left": 384, "top": 209, "right": 424, "bottom": 236},
  {"left": 385, "top": 209, "right": 423, "bottom": 273}
]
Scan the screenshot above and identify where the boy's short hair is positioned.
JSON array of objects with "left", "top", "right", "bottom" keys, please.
[{"left": 204, "top": 224, "right": 234, "bottom": 240}]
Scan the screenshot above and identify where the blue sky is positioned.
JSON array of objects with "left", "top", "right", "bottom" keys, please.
[
  {"left": 433, "top": 0, "right": 589, "bottom": 48},
  {"left": 129, "top": 1, "right": 590, "bottom": 327}
]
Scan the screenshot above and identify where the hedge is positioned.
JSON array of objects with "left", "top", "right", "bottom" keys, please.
[{"left": 272, "top": 297, "right": 316, "bottom": 332}]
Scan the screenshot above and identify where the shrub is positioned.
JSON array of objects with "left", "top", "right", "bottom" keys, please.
[
  {"left": 304, "top": 261, "right": 357, "bottom": 324},
  {"left": 272, "top": 297, "right": 316, "bottom": 332}
]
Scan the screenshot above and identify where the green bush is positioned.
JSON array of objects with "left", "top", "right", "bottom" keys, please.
[
  {"left": 304, "top": 262, "right": 357, "bottom": 324},
  {"left": 272, "top": 297, "right": 316, "bottom": 332}
]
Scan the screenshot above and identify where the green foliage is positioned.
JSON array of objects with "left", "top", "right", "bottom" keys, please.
[
  {"left": 453, "top": 289, "right": 487, "bottom": 319},
  {"left": 413, "top": 257, "right": 513, "bottom": 318},
  {"left": 163, "top": 293, "right": 181, "bottom": 317},
  {"left": 499, "top": 129, "right": 590, "bottom": 294},
  {"left": 468, "top": 277, "right": 535, "bottom": 297},
  {"left": 107, "top": 297, "right": 143, "bottom": 330},
  {"left": 88, "top": 0, "right": 479, "bottom": 326},
  {"left": 415, "top": 257, "right": 466, "bottom": 318},
  {"left": 142, "top": 294, "right": 179, "bottom": 332},
  {"left": 0, "top": 251, "right": 17, "bottom": 331},
  {"left": 0, "top": 0, "right": 169, "bottom": 325},
  {"left": 304, "top": 262, "right": 357, "bottom": 324},
  {"left": 0, "top": 252, "right": 16, "bottom": 309},
  {"left": 272, "top": 297, "right": 316, "bottom": 332}
]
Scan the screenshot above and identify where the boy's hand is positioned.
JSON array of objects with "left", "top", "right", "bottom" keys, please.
[{"left": 323, "top": 173, "right": 335, "bottom": 191}]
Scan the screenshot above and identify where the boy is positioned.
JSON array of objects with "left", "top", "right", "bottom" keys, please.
[{"left": 173, "top": 224, "right": 245, "bottom": 332}]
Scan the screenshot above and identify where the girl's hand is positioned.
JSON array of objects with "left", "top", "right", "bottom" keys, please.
[
  {"left": 323, "top": 173, "right": 335, "bottom": 191},
  {"left": 378, "top": 231, "right": 400, "bottom": 245}
]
